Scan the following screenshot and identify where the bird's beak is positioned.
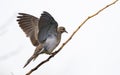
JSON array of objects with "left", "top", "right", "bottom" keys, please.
[{"left": 65, "top": 30, "right": 68, "bottom": 33}]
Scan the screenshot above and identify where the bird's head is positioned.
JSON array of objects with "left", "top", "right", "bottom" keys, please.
[{"left": 58, "top": 26, "right": 68, "bottom": 34}]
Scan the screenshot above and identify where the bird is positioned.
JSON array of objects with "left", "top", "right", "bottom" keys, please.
[{"left": 17, "top": 11, "right": 67, "bottom": 68}]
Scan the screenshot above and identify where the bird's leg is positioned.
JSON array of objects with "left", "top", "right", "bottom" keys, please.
[{"left": 45, "top": 51, "right": 52, "bottom": 55}]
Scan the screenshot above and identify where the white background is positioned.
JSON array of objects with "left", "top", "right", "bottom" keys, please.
[{"left": 0, "top": 0, "right": 120, "bottom": 75}]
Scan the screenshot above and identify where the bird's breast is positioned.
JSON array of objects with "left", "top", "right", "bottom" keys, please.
[{"left": 43, "top": 35, "right": 60, "bottom": 54}]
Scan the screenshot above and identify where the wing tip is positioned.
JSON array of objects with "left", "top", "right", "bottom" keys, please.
[
  {"left": 18, "top": 13, "right": 27, "bottom": 15},
  {"left": 42, "top": 11, "right": 53, "bottom": 18}
]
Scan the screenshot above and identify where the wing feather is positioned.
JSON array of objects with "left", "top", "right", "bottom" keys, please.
[
  {"left": 38, "top": 11, "right": 58, "bottom": 43},
  {"left": 17, "top": 13, "right": 39, "bottom": 46}
]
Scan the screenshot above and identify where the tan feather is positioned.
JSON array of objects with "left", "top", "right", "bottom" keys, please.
[{"left": 17, "top": 13, "right": 39, "bottom": 46}]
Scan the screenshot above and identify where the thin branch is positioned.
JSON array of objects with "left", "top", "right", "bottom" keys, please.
[{"left": 26, "top": 0, "right": 118, "bottom": 75}]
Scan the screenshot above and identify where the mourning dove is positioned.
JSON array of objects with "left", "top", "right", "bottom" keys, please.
[{"left": 17, "top": 11, "right": 67, "bottom": 68}]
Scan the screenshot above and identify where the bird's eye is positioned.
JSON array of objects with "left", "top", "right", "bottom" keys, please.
[{"left": 62, "top": 28, "right": 65, "bottom": 30}]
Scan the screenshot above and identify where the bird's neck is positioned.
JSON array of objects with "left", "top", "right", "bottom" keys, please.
[{"left": 57, "top": 31, "right": 62, "bottom": 42}]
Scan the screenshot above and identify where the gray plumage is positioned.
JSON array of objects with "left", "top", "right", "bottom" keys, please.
[{"left": 17, "top": 11, "right": 67, "bottom": 68}]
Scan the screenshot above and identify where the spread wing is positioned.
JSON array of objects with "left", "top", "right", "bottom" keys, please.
[
  {"left": 38, "top": 11, "right": 58, "bottom": 43},
  {"left": 17, "top": 13, "right": 39, "bottom": 46}
]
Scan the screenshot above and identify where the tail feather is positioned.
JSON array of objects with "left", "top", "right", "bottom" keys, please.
[
  {"left": 23, "top": 44, "right": 43, "bottom": 68},
  {"left": 32, "top": 44, "right": 44, "bottom": 61},
  {"left": 32, "top": 54, "right": 39, "bottom": 61},
  {"left": 23, "top": 55, "right": 33, "bottom": 68},
  {"left": 23, "top": 53, "right": 39, "bottom": 68}
]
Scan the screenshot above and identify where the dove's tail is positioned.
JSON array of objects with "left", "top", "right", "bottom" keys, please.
[
  {"left": 23, "top": 55, "right": 35, "bottom": 68},
  {"left": 23, "top": 44, "right": 43, "bottom": 68}
]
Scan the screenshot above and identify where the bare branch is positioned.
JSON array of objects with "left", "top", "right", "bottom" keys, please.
[{"left": 26, "top": 0, "right": 118, "bottom": 75}]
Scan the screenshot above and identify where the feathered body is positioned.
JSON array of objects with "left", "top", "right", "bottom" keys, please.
[{"left": 17, "top": 11, "right": 67, "bottom": 67}]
